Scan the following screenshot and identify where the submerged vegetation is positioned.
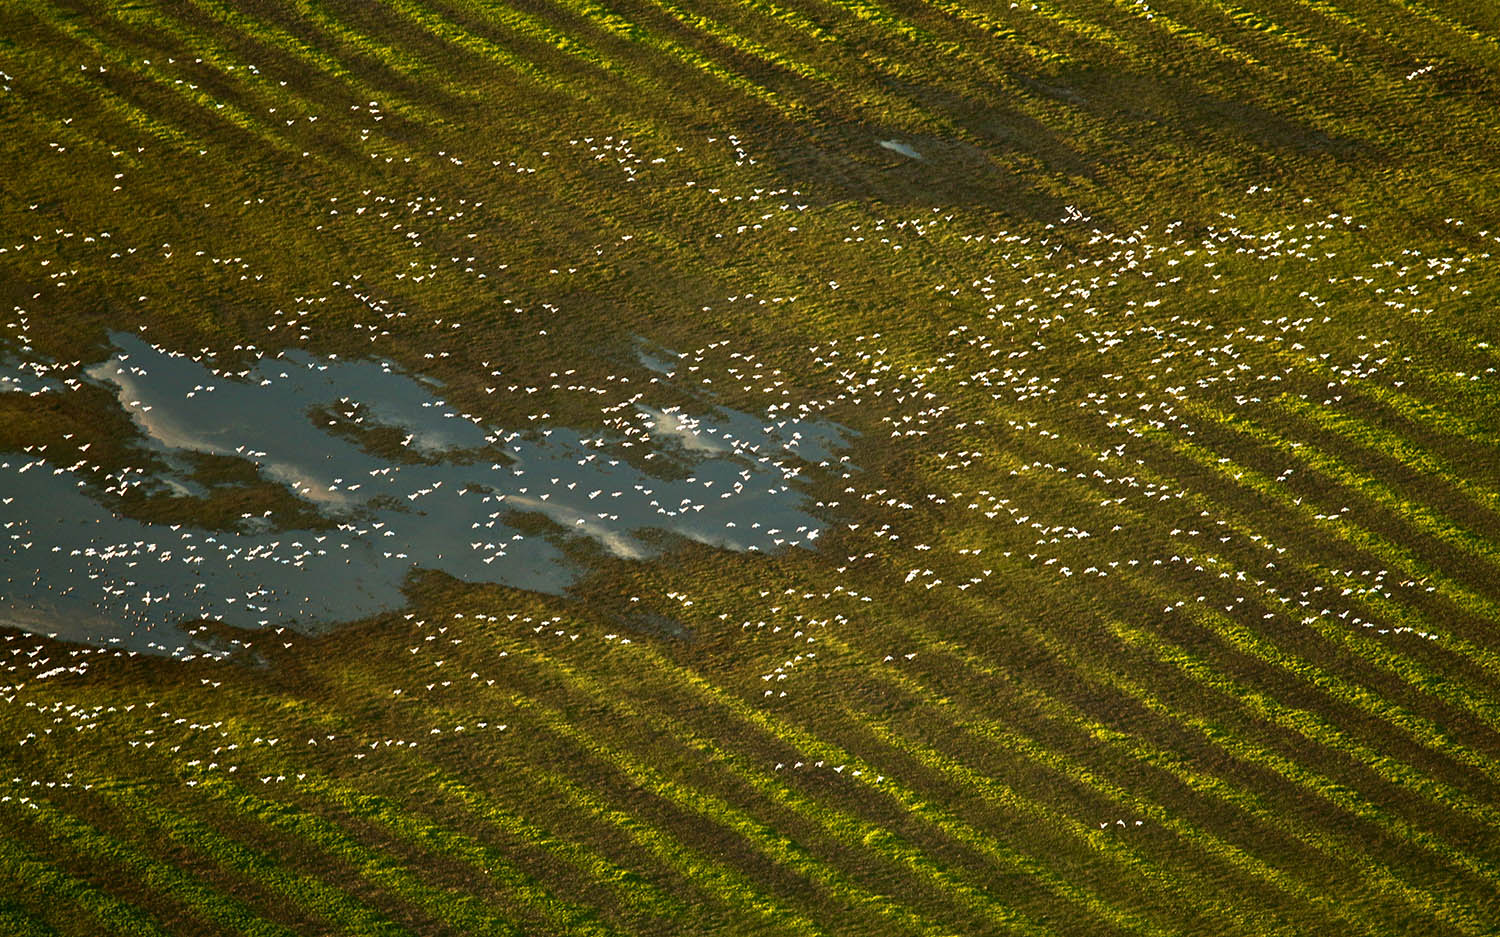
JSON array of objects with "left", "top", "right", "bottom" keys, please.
[{"left": 2, "top": 0, "right": 1499, "bottom": 933}]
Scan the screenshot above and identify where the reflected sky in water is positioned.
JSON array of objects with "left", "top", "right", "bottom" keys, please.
[{"left": 1, "top": 334, "right": 854, "bottom": 656}]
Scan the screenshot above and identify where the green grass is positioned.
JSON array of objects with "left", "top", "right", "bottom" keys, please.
[{"left": 3, "top": 0, "right": 1500, "bottom": 932}]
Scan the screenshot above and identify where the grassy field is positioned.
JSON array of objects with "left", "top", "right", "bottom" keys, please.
[{"left": 3, "top": 0, "right": 1500, "bottom": 933}]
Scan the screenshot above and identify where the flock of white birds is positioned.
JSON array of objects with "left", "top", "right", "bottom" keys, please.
[{"left": 3, "top": 47, "right": 1498, "bottom": 823}]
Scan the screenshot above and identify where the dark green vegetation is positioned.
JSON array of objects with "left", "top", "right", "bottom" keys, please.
[{"left": 4, "top": 0, "right": 1500, "bottom": 933}]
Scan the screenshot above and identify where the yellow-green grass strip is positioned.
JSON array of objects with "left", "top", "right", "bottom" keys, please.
[
  {"left": 0, "top": 832, "right": 170, "bottom": 937},
  {"left": 8, "top": 797, "right": 300, "bottom": 937}
]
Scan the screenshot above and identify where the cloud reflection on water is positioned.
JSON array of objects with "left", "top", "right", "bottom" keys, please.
[{"left": 1, "top": 335, "right": 853, "bottom": 656}]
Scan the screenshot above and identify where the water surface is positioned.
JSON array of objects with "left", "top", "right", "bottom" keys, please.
[{"left": 1, "top": 335, "right": 854, "bottom": 655}]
